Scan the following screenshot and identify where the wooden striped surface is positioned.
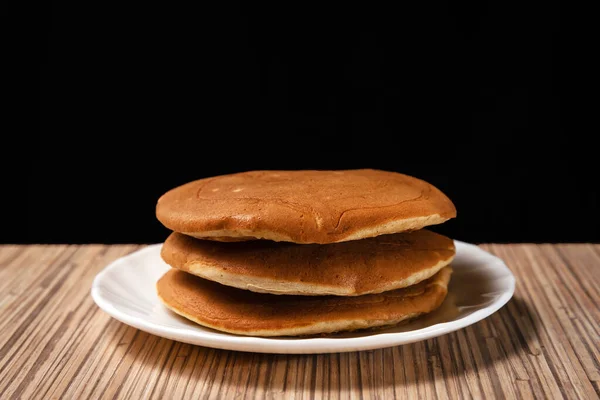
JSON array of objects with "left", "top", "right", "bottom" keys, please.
[{"left": 0, "top": 244, "right": 598, "bottom": 399}]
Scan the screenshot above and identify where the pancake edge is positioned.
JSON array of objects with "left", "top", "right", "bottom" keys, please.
[
  {"left": 183, "top": 214, "right": 451, "bottom": 244},
  {"left": 179, "top": 254, "right": 454, "bottom": 296}
]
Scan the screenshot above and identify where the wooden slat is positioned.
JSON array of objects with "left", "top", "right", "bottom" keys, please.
[{"left": 0, "top": 243, "right": 598, "bottom": 399}]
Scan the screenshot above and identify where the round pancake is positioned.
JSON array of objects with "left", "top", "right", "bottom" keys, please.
[
  {"left": 161, "top": 230, "right": 455, "bottom": 296},
  {"left": 155, "top": 169, "right": 456, "bottom": 244},
  {"left": 157, "top": 266, "right": 452, "bottom": 337}
]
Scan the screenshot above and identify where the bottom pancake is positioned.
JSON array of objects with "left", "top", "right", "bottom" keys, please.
[{"left": 156, "top": 266, "right": 452, "bottom": 337}]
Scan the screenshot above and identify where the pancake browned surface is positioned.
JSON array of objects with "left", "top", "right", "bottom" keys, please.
[
  {"left": 161, "top": 230, "right": 455, "bottom": 296},
  {"left": 157, "top": 267, "right": 452, "bottom": 337},
  {"left": 155, "top": 169, "right": 456, "bottom": 244}
]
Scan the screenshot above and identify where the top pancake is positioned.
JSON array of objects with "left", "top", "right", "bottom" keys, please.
[{"left": 156, "top": 169, "right": 456, "bottom": 244}]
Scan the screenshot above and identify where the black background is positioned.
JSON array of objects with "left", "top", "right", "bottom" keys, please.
[{"left": 29, "top": 1, "right": 598, "bottom": 245}]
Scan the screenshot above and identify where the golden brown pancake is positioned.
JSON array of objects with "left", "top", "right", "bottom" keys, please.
[
  {"left": 155, "top": 169, "right": 456, "bottom": 244},
  {"left": 157, "top": 266, "right": 452, "bottom": 337},
  {"left": 161, "top": 230, "right": 455, "bottom": 296}
]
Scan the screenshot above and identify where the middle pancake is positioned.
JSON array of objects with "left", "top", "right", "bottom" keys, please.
[{"left": 161, "top": 230, "right": 455, "bottom": 296}]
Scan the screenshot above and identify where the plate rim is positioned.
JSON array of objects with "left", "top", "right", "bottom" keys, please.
[{"left": 91, "top": 240, "right": 515, "bottom": 354}]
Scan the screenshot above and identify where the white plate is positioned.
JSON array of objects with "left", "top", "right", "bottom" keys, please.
[{"left": 91, "top": 241, "right": 515, "bottom": 354}]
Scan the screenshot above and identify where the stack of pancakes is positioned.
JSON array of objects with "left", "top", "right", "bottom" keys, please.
[{"left": 155, "top": 169, "right": 457, "bottom": 337}]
